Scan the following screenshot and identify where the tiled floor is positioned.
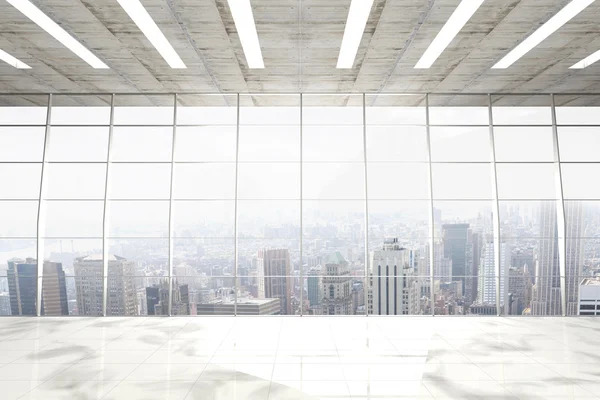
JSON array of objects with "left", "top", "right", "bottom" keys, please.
[{"left": 1, "top": 317, "right": 599, "bottom": 399}]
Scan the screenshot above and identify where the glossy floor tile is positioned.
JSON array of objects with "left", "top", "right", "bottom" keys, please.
[{"left": 0, "top": 316, "right": 599, "bottom": 399}]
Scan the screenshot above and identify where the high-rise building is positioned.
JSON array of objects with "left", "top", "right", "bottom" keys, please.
[
  {"left": 74, "top": 254, "right": 138, "bottom": 316},
  {"left": 370, "top": 238, "right": 420, "bottom": 315},
  {"left": 565, "top": 201, "right": 585, "bottom": 315},
  {"left": 477, "top": 241, "right": 509, "bottom": 306},
  {"left": 321, "top": 252, "right": 353, "bottom": 315},
  {"left": 41, "top": 262, "right": 69, "bottom": 316},
  {"left": 507, "top": 267, "right": 533, "bottom": 315},
  {"left": 0, "top": 292, "right": 11, "bottom": 316},
  {"left": 7, "top": 258, "right": 38, "bottom": 316},
  {"left": 146, "top": 279, "right": 190, "bottom": 315},
  {"left": 307, "top": 267, "right": 321, "bottom": 307},
  {"left": 578, "top": 277, "right": 600, "bottom": 316},
  {"left": 532, "top": 202, "right": 561, "bottom": 316},
  {"left": 442, "top": 224, "right": 471, "bottom": 296},
  {"left": 257, "top": 249, "right": 291, "bottom": 315}
]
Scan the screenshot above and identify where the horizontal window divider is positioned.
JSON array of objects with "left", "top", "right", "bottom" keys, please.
[
  {"left": 428, "top": 124, "right": 491, "bottom": 128},
  {"left": 0, "top": 161, "right": 44, "bottom": 164},
  {"left": 366, "top": 161, "right": 430, "bottom": 164},
  {"left": 0, "top": 237, "right": 37, "bottom": 239},
  {"left": 43, "top": 198, "right": 105, "bottom": 201},
  {"left": 491, "top": 124, "right": 553, "bottom": 128},
  {"left": 555, "top": 125, "right": 600, "bottom": 128},
  {"left": 172, "top": 198, "right": 236, "bottom": 202},
  {"left": 432, "top": 198, "right": 495, "bottom": 201},
  {"left": 494, "top": 161, "right": 555, "bottom": 164},
  {"left": 108, "top": 198, "right": 171, "bottom": 201},
  {"left": 112, "top": 124, "right": 174, "bottom": 128},
  {"left": 48, "top": 125, "right": 110, "bottom": 128},
  {"left": 41, "top": 236, "right": 104, "bottom": 239},
  {"left": 0, "top": 199, "right": 39, "bottom": 201},
  {"left": 106, "top": 237, "right": 169, "bottom": 240},
  {"left": 175, "top": 124, "right": 237, "bottom": 127},
  {"left": 110, "top": 161, "right": 173, "bottom": 164},
  {"left": 430, "top": 161, "right": 493, "bottom": 164},
  {"left": 0, "top": 125, "right": 47, "bottom": 127},
  {"left": 45, "top": 161, "right": 108, "bottom": 164},
  {"left": 367, "top": 198, "right": 432, "bottom": 201}
]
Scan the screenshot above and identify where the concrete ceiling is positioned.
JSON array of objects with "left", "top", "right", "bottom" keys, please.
[{"left": 0, "top": 0, "right": 599, "bottom": 99}]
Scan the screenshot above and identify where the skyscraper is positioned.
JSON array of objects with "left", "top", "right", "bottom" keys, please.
[
  {"left": 565, "top": 201, "right": 584, "bottom": 315},
  {"left": 146, "top": 279, "right": 190, "bottom": 316},
  {"left": 532, "top": 202, "right": 561, "bottom": 316},
  {"left": 442, "top": 224, "right": 470, "bottom": 296},
  {"left": 7, "top": 258, "right": 38, "bottom": 316},
  {"left": 477, "top": 241, "right": 509, "bottom": 306},
  {"left": 41, "top": 262, "right": 68, "bottom": 316},
  {"left": 74, "top": 254, "right": 138, "bottom": 316},
  {"left": 321, "top": 252, "right": 353, "bottom": 315},
  {"left": 307, "top": 267, "right": 321, "bottom": 308},
  {"left": 0, "top": 293, "right": 11, "bottom": 316},
  {"left": 370, "top": 238, "right": 420, "bottom": 315},
  {"left": 257, "top": 249, "right": 291, "bottom": 315}
]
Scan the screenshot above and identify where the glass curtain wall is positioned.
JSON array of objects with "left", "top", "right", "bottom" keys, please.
[{"left": 0, "top": 93, "right": 598, "bottom": 316}]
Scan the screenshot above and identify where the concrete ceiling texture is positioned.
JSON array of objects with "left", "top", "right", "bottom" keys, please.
[{"left": 0, "top": 0, "right": 599, "bottom": 97}]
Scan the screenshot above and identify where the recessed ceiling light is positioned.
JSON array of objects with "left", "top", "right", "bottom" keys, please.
[
  {"left": 116, "top": 0, "right": 186, "bottom": 69},
  {"left": 0, "top": 49, "right": 31, "bottom": 69},
  {"left": 415, "top": 0, "right": 485, "bottom": 69},
  {"left": 6, "top": 0, "right": 108, "bottom": 69},
  {"left": 570, "top": 49, "right": 600, "bottom": 69},
  {"left": 337, "top": 0, "right": 375, "bottom": 69},
  {"left": 493, "top": 0, "right": 595, "bottom": 69},
  {"left": 227, "top": 0, "right": 264, "bottom": 69}
]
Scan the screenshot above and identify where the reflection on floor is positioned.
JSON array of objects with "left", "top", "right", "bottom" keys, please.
[{"left": 1, "top": 317, "right": 600, "bottom": 399}]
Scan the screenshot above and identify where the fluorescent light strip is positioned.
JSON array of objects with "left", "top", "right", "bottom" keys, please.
[
  {"left": 116, "top": 0, "right": 186, "bottom": 69},
  {"left": 227, "top": 0, "right": 264, "bottom": 68},
  {"left": 493, "top": 0, "right": 595, "bottom": 69},
  {"left": 0, "top": 49, "right": 31, "bottom": 69},
  {"left": 570, "top": 49, "right": 600, "bottom": 69},
  {"left": 337, "top": 0, "right": 375, "bottom": 69},
  {"left": 415, "top": 0, "right": 484, "bottom": 69},
  {"left": 6, "top": 0, "right": 108, "bottom": 69}
]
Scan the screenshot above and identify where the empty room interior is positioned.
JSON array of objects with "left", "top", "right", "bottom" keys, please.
[{"left": 1, "top": 0, "right": 600, "bottom": 399}]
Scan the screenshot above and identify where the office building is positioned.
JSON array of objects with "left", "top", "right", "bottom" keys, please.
[
  {"left": 321, "top": 252, "right": 353, "bottom": 315},
  {"left": 257, "top": 249, "right": 291, "bottom": 315},
  {"left": 7, "top": 258, "right": 38, "bottom": 316},
  {"left": 442, "top": 224, "right": 471, "bottom": 296},
  {"left": 579, "top": 278, "right": 600, "bottom": 316},
  {"left": 41, "top": 262, "right": 69, "bottom": 316}
]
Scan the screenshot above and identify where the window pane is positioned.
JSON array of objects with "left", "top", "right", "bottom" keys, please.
[
  {"left": 43, "top": 201, "right": 104, "bottom": 238},
  {"left": 239, "top": 126, "right": 300, "bottom": 162},
  {"left": 0, "top": 106, "right": 47, "bottom": 125},
  {"left": 173, "top": 164, "right": 235, "bottom": 200},
  {"left": 556, "top": 106, "right": 600, "bottom": 125},
  {"left": 111, "top": 127, "right": 173, "bottom": 162},
  {"left": 366, "top": 126, "right": 428, "bottom": 162},
  {"left": 494, "top": 127, "right": 554, "bottom": 162},
  {"left": 368, "top": 200, "right": 430, "bottom": 246},
  {"left": 558, "top": 127, "right": 600, "bottom": 162},
  {"left": 430, "top": 127, "right": 490, "bottom": 162},
  {"left": 0, "top": 201, "right": 38, "bottom": 237},
  {"left": 0, "top": 239, "right": 37, "bottom": 274},
  {"left": 45, "top": 163, "right": 106, "bottom": 200},
  {"left": 47, "top": 127, "right": 109, "bottom": 162},
  {"left": 109, "top": 164, "right": 171, "bottom": 200},
  {"left": 303, "top": 163, "right": 365, "bottom": 200},
  {"left": 72, "top": 253, "right": 104, "bottom": 316},
  {"left": 499, "top": 201, "right": 557, "bottom": 238},
  {"left": 0, "top": 164, "right": 41, "bottom": 199},
  {"left": 173, "top": 238, "right": 235, "bottom": 282},
  {"left": 238, "top": 200, "right": 299, "bottom": 238},
  {"left": 114, "top": 94, "right": 174, "bottom": 126},
  {"left": 432, "top": 164, "right": 492, "bottom": 199},
  {"left": 238, "top": 163, "right": 300, "bottom": 200},
  {"left": 365, "top": 106, "right": 426, "bottom": 126},
  {"left": 303, "top": 126, "right": 364, "bottom": 162},
  {"left": 173, "top": 201, "right": 235, "bottom": 237},
  {"left": 0, "top": 127, "right": 45, "bottom": 161},
  {"left": 108, "top": 201, "right": 169, "bottom": 237},
  {"left": 239, "top": 106, "right": 300, "bottom": 125},
  {"left": 51, "top": 107, "right": 110, "bottom": 125},
  {"left": 497, "top": 164, "right": 556, "bottom": 200},
  {"left": 303, "top": 107, "right": 362, "bottom": 126},
  {"left": 429, "top": 107, "right": 489, "bottom": 126},
  {"left": 492, "top": 107, "right": 552, "bottom": 125},
  {"left": 174, "top": 127, "right": 236, "bottom": 162},
  {"left": 562, "top": 164, "right": 600, "bottom": 199},
  {"left": 367, "top": 163, "right": 429, "bottom": 199},
  {"left": 176, "top": 94, "right": 237, "bottom": 125}
]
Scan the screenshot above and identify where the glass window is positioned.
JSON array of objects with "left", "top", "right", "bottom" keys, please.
[
  {"left": 173, "top": 163, "right": 235, "bottom": 200},
  {"left": 51, "top": 107, "right": 111, "bottom": 125},
  {"left": 109, "top": 164, "right": 171, "bottom": 200},
  {"left": 43, "top": 201, "right": 104, "bottom": 238},
  {"left": 431, "top": 164, "right": 492, "bottom": 199},
  {"left": 238, "top": 163, "right": 300, "bottom": 200},
  {"left": 45, "top": 163, "right": 106, "bottom": 200},
  {"left": 0, "top": 164, "right": 42, "bottom": 199},
  {"left": 303, "top": 126, "right": 364, "bottom": 162},
  {"left": 111, "top": 127, "right": 173, "bottom": 162},
  {"left": 0, "top": 201, "right": 38, "bottom": 237},
  {"left": 303, "top": 106, "right": 362, "bottom": 126},
  {"left": 0, "top": 106, "right": 47, "bottom": 125},
  {"left": 303, "top": 163, "right": 365, "bottom": 200},
  {"left": 556, "top": 106, "right": 600, "bottom": 125},
  {"left": 176, "top": 93, "right": 237, "bottom": 125},
  {"left": 365, "top": 107, "right": 426, "bottom": 126},
  {"left": 558, "top": 127, "right": 600, "bottom": 162},
  {"left": 239, "top": 126, "right": 300, "bottom": 162},
  {"left": 174, "top": 127, "right": 236, "bottom": 162},
  {"left": 367, "top": 163, "right": 429, "bottom": 200},
  {"left": 238, "top": 200, "right": 299, "bottom": 238},
  {"left": 47, "top": 127, "right": 109, "bottom": 162},
  {"left": 430, "top": 127, "right": 490, "bottom": 162},
  {"left": 492, "top": 107, "right": 552, "bottom": 125},
  {"left": 0, "top": 127, "right": 45, "bottom": 161},
  {"left": 429, "top": 107, "right": 489, "bottom": 126},
  {"left": 494, "top": 127, "right": 554, "bottom": 162},
  {"left": 562, "top": 164, "right": 600, "bottom": 199},
  {"left": 108, "top": 201, "right": 169, "bottom": 237},
  {"left": 173, "top": 201, "right": 235, "bottom": 238},
  {"left": 366, "top": 126, "right": 428, "bottom": 162},
  {"left": 496, "top": 164, "right": 556, "bottom": 200},
  {"left": 239, "top": 106, "right": 300, "bottom": 125}
]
